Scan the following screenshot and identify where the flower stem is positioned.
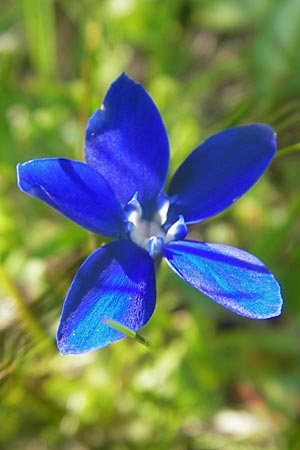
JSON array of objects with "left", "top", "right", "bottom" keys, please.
[{"left": 0, "top": 263, "right": 48, "bottom": 343}]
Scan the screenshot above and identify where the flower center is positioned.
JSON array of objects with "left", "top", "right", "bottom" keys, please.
[{"left": 124, "top": 193, "right": 188, "bottom": 258}]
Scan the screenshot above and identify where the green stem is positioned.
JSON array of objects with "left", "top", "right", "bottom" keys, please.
[
  {"left": 277, "top": 143, "right": 300, "bottom": 157},
  {"left": 103, "top": 318, "right": 154, "bottom": 350},
  {"left": 0, "top": 263, "right": 48, "bottom": 343}
]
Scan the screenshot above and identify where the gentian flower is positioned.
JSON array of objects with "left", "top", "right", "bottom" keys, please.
[{"left": 17, "top": 73, "right": 283, "bottom": 354}]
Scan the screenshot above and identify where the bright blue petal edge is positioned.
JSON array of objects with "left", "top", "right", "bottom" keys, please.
[
  {"left": 57, "top": 240, "right": 156, "bottom": 354},
  {"left": 85, "top": 73, "right": 170, "bottom": 217},
  {"left": 167, "top": 124, "right": 277, "bottom": 224},
  {"left": 163, "top": 240, "right": 283, "bottom": 319},
  {"left": 17, "top": 158, "right": 125, "bottom": 238}
]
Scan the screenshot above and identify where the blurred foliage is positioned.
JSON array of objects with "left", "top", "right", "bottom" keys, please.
[{"left": 1, "top": 0, "right": 300, "bottom": 449}]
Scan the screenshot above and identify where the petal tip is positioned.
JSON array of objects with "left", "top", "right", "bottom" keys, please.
[
  {"left": 16, "top": 161, "right": 31, "bottom": 193},
  {"left": 109, "top": 72, "right": 139, "bottom": 94},
  {"left": 250, "top": 123, "right": 277, "bottom": 151},
  {"left": 56, "top": 332, "right": 89, "bottom": 356},
  {"left": 16, "top": 163, "right": 22, "bottom": 187},
  {"left": 266, "top": 297, "right": 284, "bottom": 320},
  {"left": 234, "top": 280, "right": 284, "bottom": 320}
]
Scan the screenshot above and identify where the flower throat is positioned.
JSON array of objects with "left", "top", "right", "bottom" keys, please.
[{"left": 124, "top": 193, "right": 188, "bottom": 258}]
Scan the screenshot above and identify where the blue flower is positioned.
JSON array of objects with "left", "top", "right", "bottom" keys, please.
[{"left": 17, "top": 73, "right": 283, "bottom": 354}]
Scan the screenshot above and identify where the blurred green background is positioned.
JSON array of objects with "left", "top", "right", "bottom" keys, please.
[{"left": 1, "top": 0, "right": 300, "bottom": 449}]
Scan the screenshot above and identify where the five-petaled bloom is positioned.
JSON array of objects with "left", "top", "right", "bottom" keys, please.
[{"left": 17, "top": 73, "right": 283, "bottom": 354}]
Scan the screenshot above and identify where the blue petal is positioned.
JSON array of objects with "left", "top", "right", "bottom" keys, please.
[
  {"left": 57, "top": 240, "right": 156, "bottom": 354},
  {"left": 17, "top": 158, "right": 125, "bottom": 238},
  {"left": 167, "top": 124, "right": 277, "bottom": 224},
  {"left": 85, "top": 73, "right": 170, "bottom": 216},
  {"left": 163, "top": 240, "right": 283, "bottom": 319}
]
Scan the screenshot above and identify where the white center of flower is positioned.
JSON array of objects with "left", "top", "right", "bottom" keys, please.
[{"left": 124, "top": 193, "right": 187, "bottom": 258}]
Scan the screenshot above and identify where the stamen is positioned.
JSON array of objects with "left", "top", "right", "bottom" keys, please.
[
  {"left": 124, "top": 192, "right": 142, "bottom": 226},
  {"left": 155, "top": 192, "right": 170, "bottom": 225},
  {"left": 166, "top": 215, "right": 188, "bottom": 243}
]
